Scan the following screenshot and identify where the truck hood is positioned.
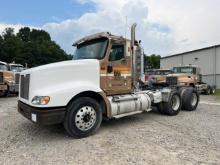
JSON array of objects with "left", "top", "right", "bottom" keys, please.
[
  {"left": 0, "top": 71, "right": 14, "bottom": 83},
  {"left": 168, "top": 73, "right": 195, "bottom": 83},
  {"left": 20, "top": 59, "right": 101, "bottom": 107},
  {"left": 168, "top": 73, "right": 193, "bottom": 77}
]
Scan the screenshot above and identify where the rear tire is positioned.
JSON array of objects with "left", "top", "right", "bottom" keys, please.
[
  {"left": 159, "top": 91, "right": 181, "bottom": 116},
  {"left": 64, "top": 97, "right": 102, "bottom": 138},
  {"left": 210, "top": 87, "right": 216, "bottom": 95},
  {"left": 182, "top": 88, "right": 199, "bottom": 111},
  {"left": 205, "top": 86, "right": 211, "bottom": 95},
  {"left": 156, "top": 103, "right": 165, "bottom": 114}
]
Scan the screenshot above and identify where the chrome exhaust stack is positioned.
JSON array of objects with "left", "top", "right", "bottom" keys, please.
[
  {"left": 131, "top": 23, "right": 137, "bottom": 50},
  {"left": 131, "top": 23, "right": 137, "bottom": 89}
]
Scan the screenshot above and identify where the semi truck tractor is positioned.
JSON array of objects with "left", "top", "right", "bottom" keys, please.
[
  {"left": 18, "top": 24, "right": 199, "bottom": 138},
  {"left": 0, "top": 61, "right": 24, "bottom": 97},
  {"left": 0, "top": 61, "right": 9, "bottom": 96},
  {"left": 144, "top": 69, "right": 173, "bottom": 87},
  {"left": 168, "top": 65, "right": 216, "bottom": 95}
]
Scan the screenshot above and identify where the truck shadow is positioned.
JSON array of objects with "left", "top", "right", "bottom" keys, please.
[
  {"left": 101, "top": 109, "right": 159, "bottom": 128},
  {"left": 17, "top": 109, "right": 161, "bottom": 140}
]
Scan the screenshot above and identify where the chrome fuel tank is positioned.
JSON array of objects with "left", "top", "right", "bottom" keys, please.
[{"left": 107, "top": 93, "right": 151, "bottom": 117}]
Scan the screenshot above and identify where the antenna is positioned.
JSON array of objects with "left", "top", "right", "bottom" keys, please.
[{"left": 125, "top": 16, "right": 127, "bottom": 38}]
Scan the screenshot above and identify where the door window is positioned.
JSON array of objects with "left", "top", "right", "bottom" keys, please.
[{"left": 109, "top": 45, "right": 124, "bottom": 61}]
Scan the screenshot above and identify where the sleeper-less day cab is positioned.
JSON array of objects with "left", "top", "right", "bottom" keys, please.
[
  {"left": 18, "top": 24, "right": 199, "bottom": 138},
  {"left": 0, "top": 62, "right": 24, "bottom": 97}
]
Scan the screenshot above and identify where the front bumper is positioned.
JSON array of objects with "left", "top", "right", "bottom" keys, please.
[
  {"left": 18, "top": 101, "right": 66, "bottom": 125},
  {"left": 0, "top": 84, "right": 7, "bottom": 91},
  {"left": 9, "top": 84, "right": 19, "bottom": 93}
]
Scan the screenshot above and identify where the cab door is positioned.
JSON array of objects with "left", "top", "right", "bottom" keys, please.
[{"left": 105, "top": 43, "right": 132, "bottom": 95}]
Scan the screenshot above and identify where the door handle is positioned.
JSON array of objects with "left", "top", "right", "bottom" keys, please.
[{"left": 107, "top": 65, "right": 113, "bottom": 73}]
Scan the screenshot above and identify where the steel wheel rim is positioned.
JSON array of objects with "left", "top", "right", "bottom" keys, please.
[
  {"left": 208, "top": 89, "right": 210, "bottom": 94},
  {"left": 212, "top": 89, "right": 216, "bottom": 94},
  {"left": 171, "top": 95, "right": 180, "bottom": 111},
  {"left": 75, "top": 106, "right": 97, "bottom": 131},
  {"left": 191, "top": 93, "right": 198, "bottom": 106}
]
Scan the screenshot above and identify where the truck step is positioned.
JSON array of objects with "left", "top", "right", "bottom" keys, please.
[
  {"left": 113, "top": 111, "right": 143, "bottom": 119},
  {"left": 112, "top": 95, "right": 139, "bottom": 102}
]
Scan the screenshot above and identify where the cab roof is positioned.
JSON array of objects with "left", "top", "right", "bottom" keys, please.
[
  {"left": 155, "top": 69, "right": 171, "bottom": 71},
  {"left": 174, "top": 65, "right": 198, "bottom": 68},
  {"left": 0, "top": 61, "right": 7, "bottom": 65},
  {"left": 9, "top": 63, "right": 23, "bottom": 67},
  {"left": 73, "top": 32, "right": 127, "bottom": 46}
]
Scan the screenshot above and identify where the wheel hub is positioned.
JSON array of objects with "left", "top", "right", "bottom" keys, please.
[
  {"left": 212, "top": 89, "right": 216, "bottom": 94},
  {"left": 83, "top": 114, "right": 91, "bottom": 123},
  {"left": 75, "top": 106, "right": 96, "bottom": 131},
  {"left": 171, "top": 95, "right": 180, "bottom": 111},
  {"left": 191, "top": 93, "right": 198, "bottom": 107}
]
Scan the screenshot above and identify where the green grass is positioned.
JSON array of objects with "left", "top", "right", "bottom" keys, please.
[{"left": 215, "top": 89, "right": 220, "bottom": 97}]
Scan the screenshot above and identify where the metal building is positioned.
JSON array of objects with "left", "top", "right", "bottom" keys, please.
[{"left": 160, "top": 45, "right": 220, "bottom": 89}]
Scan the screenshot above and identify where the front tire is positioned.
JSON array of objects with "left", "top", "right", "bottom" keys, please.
[
  {"left": 210, "top": 87, "right": 216, "bottom": 95},
  {"left": 64, "top": 97, "right": 102, "bottom": 138},
  {"left": 205, "top": 86, "right": 211, "bottom": 95}
]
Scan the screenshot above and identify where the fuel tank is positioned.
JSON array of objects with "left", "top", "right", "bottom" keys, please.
[{"left": 107, "top": 93, "right": 151, "bottom": 117}]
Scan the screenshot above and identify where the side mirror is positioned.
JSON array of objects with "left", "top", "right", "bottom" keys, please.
[{"left": 107, "top": 65, "right": 113, "bottom": 73}]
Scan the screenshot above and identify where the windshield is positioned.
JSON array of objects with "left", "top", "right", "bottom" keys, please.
[
  {"left": 10, "top": 65, "right": 24, "bottom": 72},
  {"left": 74, "top": 38, "right": 108, "bottom": 60},
  {"left": 0, "top": 64, "right": 7, "bottom": 71},
  {"left": 155, "top": 70, "right": 172, "bottom": 75},
  {"left": 173, "top": 67, "right": 193, "bottom": 74}
]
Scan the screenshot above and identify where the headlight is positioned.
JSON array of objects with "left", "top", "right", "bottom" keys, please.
[
  {"left": 179, "top": 82, "right": 186, "bottom": 86},
  {"left": 8, "top": 80, "right": 15, "bottom": 86},
  {"left": 32, "top": 96, "right": 50, "bottom": 105}
]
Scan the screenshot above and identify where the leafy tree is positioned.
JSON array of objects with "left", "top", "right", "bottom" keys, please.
[
  {"left": 144, "top": 54, "right": 161, "bottom": 69},
  {"left": 0, "top": 35, "right": 3, "bottom": 59},
  {"left": 30, "top": 29, "right": 51, "bottom": 41},
  {"left": 17, "top": 27, "right": 31, "bottom": 42},
  {"left": 2, "top": 28, "right": 15, "bottom": 40},
  {"left": 0, "top": 27, "right": 72, "bottom": 67},
  {"left": 0, "top": 35, "right": 3, "bottom": 43},
  {"left": 0, "top": 28, "right": 21, "bottom": 62}
]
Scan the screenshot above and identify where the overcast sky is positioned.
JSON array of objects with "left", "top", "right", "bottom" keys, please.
[{"left": 0, "top": 0, "right": 219, "bottom": 56}]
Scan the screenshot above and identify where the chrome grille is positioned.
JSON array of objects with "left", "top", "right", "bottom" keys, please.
[
  {"left": 166, "top": 76, "right": 178, "bottom": 86},
  {"left": 20, "top": 74, "right": 30, "bottom": 100},
  {"left": 0, "top": 72, "right": 3, "bottom": 83},
  {"left": 15, "top": 73, "right": 20, "bottom": 84}
]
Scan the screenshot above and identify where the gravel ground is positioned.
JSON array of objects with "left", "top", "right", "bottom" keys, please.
[{"left": 0, "top": 95, "right": 220, "bottom": 165}]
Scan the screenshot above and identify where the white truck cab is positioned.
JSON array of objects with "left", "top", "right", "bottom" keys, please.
[
  {"left": 8, "top": 63, "right": 24, "bottom": 72},
  {"left": 0, "top": 61, "right": 7, "bottom": 71},
  {"left": 18, "top": 24, "right": 199, "bottom": 138}
]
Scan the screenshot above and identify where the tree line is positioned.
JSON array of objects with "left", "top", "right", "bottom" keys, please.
[
  {"left": 0, "top": 27, "right": 72, "bottom": 67},
  {"left": 0, "top": 26, "right": 160, "bottom": 69},
  {"left": 144, "top": 54, "right": 161, "bottom": 69}
]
